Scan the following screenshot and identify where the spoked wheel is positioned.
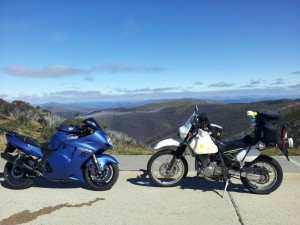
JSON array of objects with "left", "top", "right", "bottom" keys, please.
[
  {"left": 85, "top": 163, "right": 119, "bottom": 191},
  {"left": 147, "top": 150, "right": 188, "bottom": 187},
  {"left": 3, "top": 162, "right": 35, "bottom": 189},
  {"left": 241, "top": 156, "right": 283, "bottom": 194}
]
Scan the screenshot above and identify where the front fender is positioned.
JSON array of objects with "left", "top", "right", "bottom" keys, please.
[
  {"left": 154, "top": 138, "right": 181, "bottom": 150},
  {"left": 86, "top": 154, "right": 118, "bottom": 171}
]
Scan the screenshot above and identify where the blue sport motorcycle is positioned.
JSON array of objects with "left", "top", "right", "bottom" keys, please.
[{"left": 0, "top": 118, "right": 119, "bottom": 190}]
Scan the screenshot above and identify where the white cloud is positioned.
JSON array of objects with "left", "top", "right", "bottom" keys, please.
[
  {"left": 240, "top": 79, "right": 266, "bottom": 88},
  {"left": 2, "top": 65, "right": 84, "bottom": 78},
  {"left": 291, "top": 71, "right": 300, "bottom": 75},
  {"left": 273, "top": 78, "right": 285, "bottom": 85},
  {"left": 93, "top": 63, "right": 165, "bottom": 73},
  {"left": 2, "top": 63, "right": 165, "bottom": 78},
  {"left": 115, "top": 87, "right": 179, "bottom": 94},
  {"left": 209, "top": 82, "right": 235, "bottom": 88},
  {"left": 193, "top": 82, "right": 204, "bottom": 86},
  {"left": 84, "top": 77, "right": 94, "bottom": 81}
]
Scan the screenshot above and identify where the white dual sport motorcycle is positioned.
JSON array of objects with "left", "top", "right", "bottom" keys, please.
[{"left": 147, "top": 105, "right": 293, "bottom": 195}]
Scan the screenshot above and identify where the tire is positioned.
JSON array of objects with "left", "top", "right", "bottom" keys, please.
[
  {"left": 3, "top": 162, "right": 35, "bottom": 189},
  {"left": 147, "top": 150, "right": 188, "bottom": 187},
  {"left": 84, "top": 163, "right": 119, "bottom": 191},
  {"left": 240, "top": 155, "right": 283, "bottom": 194}
]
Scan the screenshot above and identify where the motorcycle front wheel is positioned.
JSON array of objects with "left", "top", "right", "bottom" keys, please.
[
  {"left": 84, "top": 163, "right": 119, "bottom": 191},
  {"left": 147, "top": 150, "right": 188, "bottom": 187},
  {"left": 240, "top": 155, "right": 283, "bottom": 194}
]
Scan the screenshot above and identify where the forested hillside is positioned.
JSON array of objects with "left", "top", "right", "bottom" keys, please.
[{"left": 89, "top": 99, "right": 300, "bottom": 146}]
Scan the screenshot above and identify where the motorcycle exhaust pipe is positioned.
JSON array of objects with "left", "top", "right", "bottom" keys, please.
[
  {"left": 1, "top": 152, "right": 43, "bottom": 177},
  {"left": 228, "top": 170, "right": 240, "bottom": 177},
  {"left": 228, "top": 170, "right": 262, "bottom": 180}
]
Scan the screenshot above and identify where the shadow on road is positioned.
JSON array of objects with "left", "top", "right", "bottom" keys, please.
[
  {"left": 127, "top": 170, "right": 249, "bottom": 196},
  {"left": 180, "top": 176, "right": 249, "bottom": 196},
  {"left": 0, "top": 172, "right": 91, "bottom": 190}
]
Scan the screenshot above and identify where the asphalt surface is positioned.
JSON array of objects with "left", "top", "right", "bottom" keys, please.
[
  {"left": 114, "top": 155, "right": 300, "bottom": 173},
  {"left": 0, "top": 156, "right": 300, "bottom": 225}
]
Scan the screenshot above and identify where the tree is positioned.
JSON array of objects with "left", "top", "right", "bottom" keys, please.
[
  {"left": 43, "top": 111, "right": 62, "bottom": 128},
  {"left": 37, "top": 116, "right": 49, "bottom": 131},
  {"left": 0, "top": 99, "right": 9, "bottom": 118}
]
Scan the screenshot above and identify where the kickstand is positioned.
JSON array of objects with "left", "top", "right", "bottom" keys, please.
[
  {"left": 222, "top": 178, "right": 230, "bottom": 198},
  {"left": 137, "top": 169, "right": 148, "bottom": 178}
]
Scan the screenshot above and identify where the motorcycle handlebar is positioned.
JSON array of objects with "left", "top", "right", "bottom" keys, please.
[{"left": 193, "top": 113, "right": 210, "bottom": 130}]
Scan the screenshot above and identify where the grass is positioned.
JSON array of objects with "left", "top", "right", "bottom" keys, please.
[
  {"left": 0, "top": 136, "right": 6, "bottom": 151},
  {"left": 261, "top": 147, "right": 300, "bottom": 156},
  {"left": 109, "top": 146, "right": 155, "bottom": 155}
]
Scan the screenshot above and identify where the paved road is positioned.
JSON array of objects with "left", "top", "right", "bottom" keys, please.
[
  {"left": 114, "top": 155, "right": 300, "bottom": 173},
  {"left": 0, "top": 156, "right": 300, "bottom": 225}
]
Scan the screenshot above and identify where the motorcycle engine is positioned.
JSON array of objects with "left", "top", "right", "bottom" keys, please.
[
  {"left": 201, "top": 162, "right": 223, "bottom": 177},
  {"left": 196, "top": 155, "right": 223, "bottom": 178}
]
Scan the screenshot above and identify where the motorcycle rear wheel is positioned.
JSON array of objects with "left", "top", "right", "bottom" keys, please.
[
  {"left": 240, "top": 155, "right": 283, "bottom": 194},
  {"left": 84, "top": 163, "right": 119, "bottom": 191},
  {"left": 147, "top": 150, "right": 188, "bottom": 187},
  {"left": 4, "top": 162, "right": 35, "bottom": 189}
]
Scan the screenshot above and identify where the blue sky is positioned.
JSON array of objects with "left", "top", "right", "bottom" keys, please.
[{"left": 0, "top": 0, "right": 299, "bottom": 104}]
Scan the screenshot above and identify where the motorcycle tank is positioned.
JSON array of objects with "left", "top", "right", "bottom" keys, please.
[
  {"left": 49, "top": 124, "right": 80, "bottom": 149},
  {"left": 179, "top": 124, "right": 218, "bottom": 154},
  {"left": 189, "top": 129, "right": 218, "bottom": 154}
]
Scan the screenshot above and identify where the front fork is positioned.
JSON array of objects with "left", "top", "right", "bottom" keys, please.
[
  {"left": 92, "top": 154, "right": 103, "bottom": 175},
  {"left": 168, "top": 143, "right": 188, "bottom": 171},
  {"left": 168, "top": 158, "right": 180, "bottom": 172}
]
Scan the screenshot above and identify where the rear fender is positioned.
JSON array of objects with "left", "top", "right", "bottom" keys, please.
[
  {"left": 86, "top": 154, "right": 118, "bottom": 171},
  {"left": 154, "top": 138, "right": 181, "bottom": 150}
]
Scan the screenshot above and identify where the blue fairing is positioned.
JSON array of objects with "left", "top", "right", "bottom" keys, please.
[
  {"left": 6, "top": 133, "right": 43, "bottom": 157},
  {"left": 69, "top": 131, "right": 112, "bottom": 150},
  {"left": 42, "top": 130, "right": 115, "bottom": 181}
]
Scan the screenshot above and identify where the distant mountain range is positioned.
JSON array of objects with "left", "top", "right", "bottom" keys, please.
[
  {"left": 37, "top": 100, "right": 169, "bottom": 118},
  {"left": 81, "top": 98, "right": 300, "bottom": 146},
  {"left": 37, "top": 96, "right": 300, "bottom": 118}
]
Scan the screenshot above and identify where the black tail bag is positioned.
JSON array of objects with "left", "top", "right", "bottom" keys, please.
[{"left": 255, "top": 110, "right": 283, "bottom": 145}]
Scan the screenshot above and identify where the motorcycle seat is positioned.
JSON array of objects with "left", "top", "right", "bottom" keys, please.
[
  {"left": 222, "top": 135, "right": 256, "bottom": 152},
  {"left": 15, "top": 134, "right": 50, "bottom": 150}
]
